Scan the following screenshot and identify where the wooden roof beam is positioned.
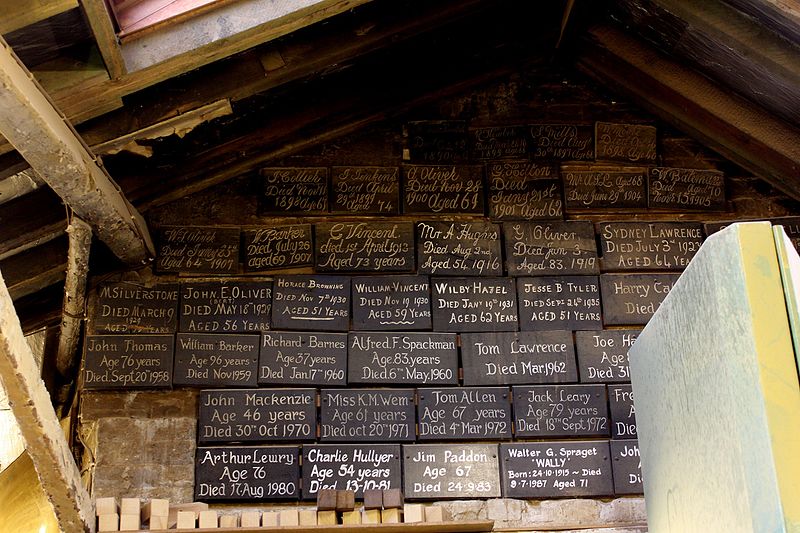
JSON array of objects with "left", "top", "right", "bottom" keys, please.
[
  {"left": 0, "top": 36, "right": 153, "bottom": 265},
  {"left": 578, "top": 24, "right": 800, "bottom": 200},
  {"left": 0, "top": 273, "right": 94, "bottom": 532}
]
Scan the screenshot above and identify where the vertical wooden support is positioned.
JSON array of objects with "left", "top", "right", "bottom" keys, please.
[
  {"left": 630, "top": 222, "right": 800, "bottom": 532},
  {"left": 80, "top": 0, "right": 127, "bottom": 79},
  {"left": 0, "top": 35, "right": 153, "bottom": 266},
  {"left": 0, "top": 271, "right": 94, "bottom": 532},
  {"left": 56, "top": 217, "right": 92, "bottom": 378}
]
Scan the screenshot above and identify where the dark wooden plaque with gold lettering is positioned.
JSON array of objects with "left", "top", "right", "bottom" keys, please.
[
  {"left": 402, "top": 165, "right": 484, "bottom": 214},
  {"left": 595, "top": 122, "right": 656, "bottom": 164},
  {"left": 259, "top": 167, "right": 328, "bottom": 214},
  {"left": 330, "top": 166, "right": 400, "bottom": 214},
  {"left": 486, "top": 161, "right": 562, "bottom": 220}
]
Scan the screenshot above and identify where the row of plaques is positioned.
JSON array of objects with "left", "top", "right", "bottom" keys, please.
[
  {"left": 155, "top": 219, "right": 706, "bottom": 275},
  {"left": 195, "top": 385, "right": 637, "bottom": 443},
  {"left": 194, "top": 440, "right": 642, "bottom": 502},
  {"left": 252, "top": 162, "right": 725, "bottom": 219},
  {"left": 404, "top": 121, "right": 657, "bottom": 164},
  {"left": 82, "top": 329, "right": 638, "bottom": 389},
  {"left": 92, "top": 274, "right": 678, "bottom": 336}
]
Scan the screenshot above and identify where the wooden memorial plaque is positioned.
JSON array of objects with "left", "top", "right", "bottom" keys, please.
[
  {"left": 258, "top": 332, "right": 347, "bottom": 386},
  {"left": 403, "top": 444, "right": 501, "bottom": 499},
  {"left": 513, "top": 384, "right": 609, "bottom": 438},
  {"left": 528, "top": 124, "right": 594, "bottom": 161},
  {"left": 91, "top": 282, "right": 178, "bottom": 334},
  {"left": 649, "top": 167, "right": 725, "bottom": 210},
  {"left": 198, "top": 389, "right": 316, "bottom": 443},
  {"left": 173, "top": 333, "right": 259, "bottom": 387},
  {"left": 320, "top": 389, "right": 415, "bottom": 442},
  {"left": 259, "top": 167, "right": 328, "bottom": 214},
  {"left": 486, "top": 160, "right": 562, "bottom": 220},
  {"left": 599, "top": 222, "right": 704, "bottom": 271},
  {"left": 417, "top": 221, "right": 502, "bottom": 276},
  {"left": 595, "top": 122, "right": 657, "bottom": 164},
  {"left": 517, "top": 276, "right": 602, "bottom": 331},
  {"left": 242, "top": 225, "right": 313, "bottom": 272},
  {"left": 562, "top": 165, "right": 647, "bottom": 209},
  {"left": 351, "top": 275, "right": 431, "bottom": 330},
  {"left": 417, "top": 387, "right": 512, "bottom": 440},
  {"left": 470, "top": 125, "right": 527, "bottom": 159},
  {"left": 575, "top": 330, "right": 638, "bottom": 383},
  {"left": 83, "top": 335, "right": 173, "bottom": 389},
  {"left": 460, "top": 331, "right": 577, "bottom": 386},
  {"left": 302, "top": 445, "right": 401, "bottom": 499},
  {"left": 315, "top": 222, "right": 414, "bottom": 272},
  {"left": 271, "top": 276, "right": 350, "bottom": 331},
  {"left": 331, "top": 166, "right": 400, "bottom": 214},
  {"left": 610, "top": 440, "right": 643, "bottom": 495},
  {"left": 347, "top": 332, "right": 458, "bottom": 385},
  {"left": 608, "top": 384, "right": 637, "bottom": 439},
  {"left": 504, "top": 221, "right": 598, "bottom": 276},
  {"left": 156, "top": 226, "right": 239, "bottom": 274},
  {"left": 179, "top": 281, "right": 272, "bottom": 333},
  {"left": 431, "top": 278, "right": 518, "bottom": 332},
  {"left": 402, "top": 165, "right": 484, "bottom": 214},
  {"left": 500, "top": 441, "right": 613, "bottom": 498},
  {"left": 404, "top": 120, "right": 468, "bottom": 164},
  {"left": 600, "top": 274, "right": 679, "bottom": 325},
  {"left": 195, "top": 446, "right": 300, "bottom": 501}
]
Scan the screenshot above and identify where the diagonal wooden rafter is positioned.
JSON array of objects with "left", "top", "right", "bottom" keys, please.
[
  {"left": 0, "top": 36, "right": 153, "bottom": 265},
  {"left": 0, "top": 271, "right": 95, "bottom": 532},
  {"left": 578, "top": 24, "right": 800, "bottom": 200}
]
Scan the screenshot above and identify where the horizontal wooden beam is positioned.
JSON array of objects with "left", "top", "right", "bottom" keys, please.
[
  {"left": 578, "top": 24, "right": 800, "bottom": 200},
  {"left": 0, "top": 0, "right": 78, "bottom": 35},
  {"left": 0, "top": 273, "right": 94, "bottom": 532},
  {"left": 0, "top": 36, "right": 153, "bottom": 265},
  {"left": 0, "top": 236, "right": 68, "bottom": 301},
  {"left": 724, "top": 0, "right": 800, "bottom": 45}
]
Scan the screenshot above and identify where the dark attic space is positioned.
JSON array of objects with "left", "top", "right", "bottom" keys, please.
[{"left": 0, "top": 0, "right": 799, "bottom": 532}]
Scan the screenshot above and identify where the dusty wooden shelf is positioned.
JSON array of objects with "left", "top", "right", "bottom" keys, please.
[{"left": 139, "top": 521, "right": 494, "bottom": 532}]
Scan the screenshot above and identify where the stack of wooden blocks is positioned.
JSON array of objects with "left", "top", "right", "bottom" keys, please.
[{"left": 95, "top": 491, "right": 444, "bottom": 529}]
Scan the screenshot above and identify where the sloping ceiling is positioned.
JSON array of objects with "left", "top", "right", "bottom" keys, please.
[{"left": 0, "top": 0, "right": 798, "bottom": 348}]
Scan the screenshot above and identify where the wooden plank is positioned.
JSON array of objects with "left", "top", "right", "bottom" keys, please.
[
  {"left": 629, "top": 222, "right": 800, "bottom": 531},
  {"left": 0, "top": 188, "right": 66, "bottom": 260},
  {"left": 0, "top": 0, "right": 78, "bottom": 35},
  {"left": 80, "top": 0, "right": 127, "bottom": 79},
  {"left": 0, "top": 235, "right": 68, "bottom": 301},
  {"left": 0, "top": 36, "right": 153, "bottom": 265},
  {"left": 131, "top": 519, "right": 494, "bottom": 532},
  {"left": 0, "top": 274, "right": 94, "bottom": 531},
  {"left": 578, "top": 24, "right": 800, "bottom": 201},
  {"left": 55, "top": 217, "right": 91, "bottom": 378},
  {"left": 724, "top": 0, "right": 800, "bottom": 45}
]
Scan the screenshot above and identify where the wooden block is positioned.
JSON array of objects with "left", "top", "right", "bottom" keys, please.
[
  {"left": 278, "top": 509, "right": 299, "bottom": 526},
  {"left": 219, "top": 514, "right": 238, "bottom": 527},
  {"left": 141, "top": 498, "right": 169, "bottom": 521},
  {"left": 118, "top": 514, "right": 139, "bottom": 531},
  {"left": 335, "top": 489, "right": 355, "bottom": 512},
  {"left": 98, "top": 513, "right": 119, "bottom": 532},
  {"left": 363, "top": 489, "right": 383, "bottom": 510},
  {"left": 317, "top": 510, "right": 337, "bottom": 525},
  {"left": 382, "top": 488, "right": 404, "bottom": 509},
  {"left": 168, "top": 502, "right": 208, "bottom": 529},
  {"left": 262, "top": 511, "right": 279, "bottom": 526},
  {"left": 316, "top": 488, "right": 337, "bottom": 511},
  {"left": 298, "top": 509, "right": 317, "bottom": 526},
  {"left": 342, "top": 510, "right": 362, "bottom": 525},
  {"left": 362, "top": 509, "right": 381, "bottom": 524},
  {"left": 198, "top": 510, "right": 218, "bottom": 529},
  {"left": 176, "top": 511, "right": 196, "bottom": 529},
  {"left": 381, "top": 508, "right": 401, "bottom": 524},
  {"left": 95, "top": 497, "right": 118, "bottom": 516},
  {"left": 241, "top": 511, "right": 261, "bottom": 527},
  {"left": 403, "top": 504, "right": 424, "bottom": 523},
  {"left": 424, "top": 505, "right": 444, "bottom": 522},
  {"left": 149, "top": 516, "right": 169, "bottom": 530},
  {"left": 119, "top": 498, "right": 139, "bottom": 516}
]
